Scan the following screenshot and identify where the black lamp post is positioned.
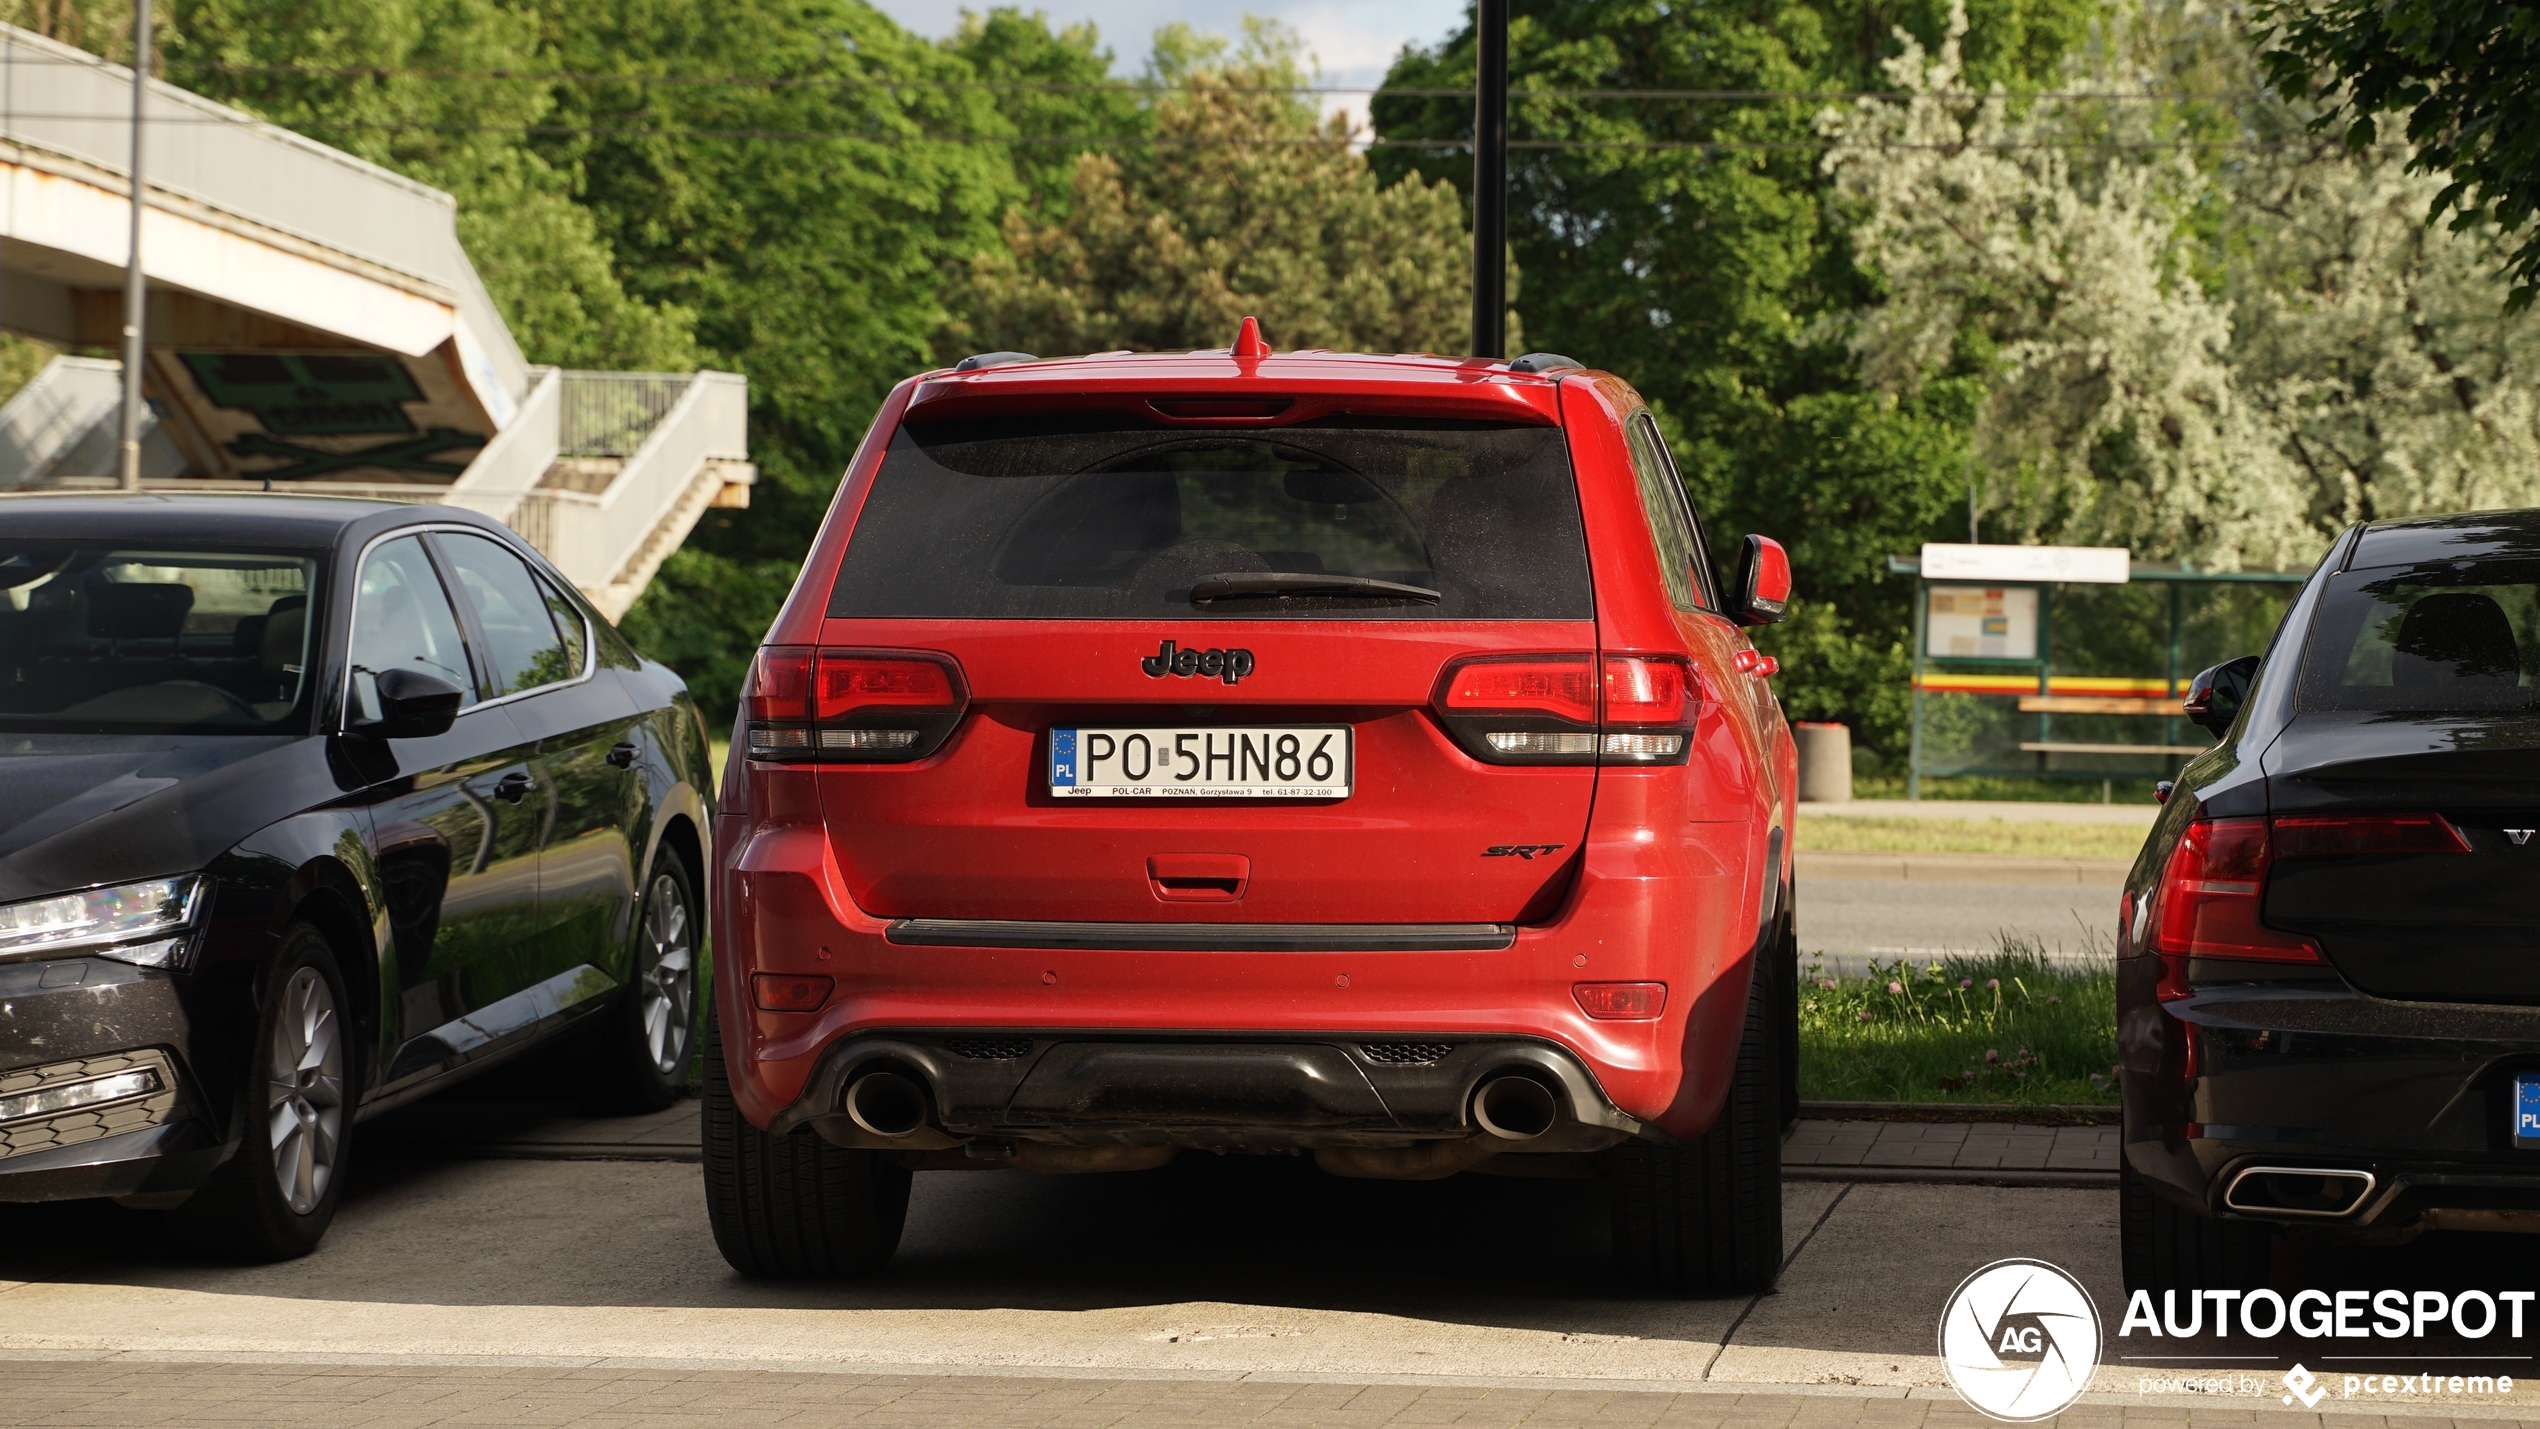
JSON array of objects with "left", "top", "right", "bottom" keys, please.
[{"left": 1470, "top": 0, "right": 1508, "bottom": 360}]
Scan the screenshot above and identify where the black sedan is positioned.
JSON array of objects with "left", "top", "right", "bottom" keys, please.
[
  {"left": 0, "top": 495, "right": 714, "bottom": 1258},
  {"left": 2124, "top": 509, "right": 2540, "bottom": 1288}
]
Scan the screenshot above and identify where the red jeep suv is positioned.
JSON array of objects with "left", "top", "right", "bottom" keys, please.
[{"left": 706, "top": 329, "right": 1799, "bottom": 1293}]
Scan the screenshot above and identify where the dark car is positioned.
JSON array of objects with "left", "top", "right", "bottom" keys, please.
[
  {"left": 2124, "top": 509, "right": 2540, "bottom": 1288},
  {"left": 0, "top": 494, "right": 714, "bottom": 1259},
  {"left": 705, "top": 338, "right": 1798, "bottom": 1291}
]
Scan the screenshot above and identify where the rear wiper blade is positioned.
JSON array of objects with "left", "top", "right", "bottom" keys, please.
[{"left": 1189, "top": 572, "right": 1442, "bottom": 606}]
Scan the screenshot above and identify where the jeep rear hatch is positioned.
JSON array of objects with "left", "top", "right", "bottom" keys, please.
[{"left": 776, "top": 409, "right": 1601, "bottom": 927}]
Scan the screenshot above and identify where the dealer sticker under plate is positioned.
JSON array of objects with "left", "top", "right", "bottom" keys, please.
[
  {"left": 1049, "top": 726, "right": 1351, "bottom": 799},
  {"left": 2516, "top": 1075, "right": 2540, "bottom": 1149}
]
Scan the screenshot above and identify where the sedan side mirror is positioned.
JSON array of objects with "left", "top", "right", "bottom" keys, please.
[
  {"left": 2182, "top": 655, "right": 2261, "bottom": 739},
  {"left": 353, "top": 668, "right": 463, "bottom": 740},
  {"left": 1732, "top": 535, "right": 1792, "bottom": 626}
]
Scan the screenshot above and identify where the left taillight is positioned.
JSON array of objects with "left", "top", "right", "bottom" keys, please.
[
  {"left": 2151, "top": 816, "right": 2321, "bottom": 965},
  {"left": 744, "top": 646, "right": 968, "bottom": 763}
]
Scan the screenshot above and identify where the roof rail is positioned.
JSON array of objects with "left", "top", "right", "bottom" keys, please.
[{"left": 954, "top": 351, "right": 1038, "bottom": 372}]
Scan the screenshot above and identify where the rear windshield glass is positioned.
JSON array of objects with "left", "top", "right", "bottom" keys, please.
[
  {"left": 2298, "top": 561, "right": 2540, "bottom": 712},
  {"left": 826, "top": 417, "right": 1593, "bottom": 620},
  {"left": 0, "top": 545, "right": 323, "bottom": 733}
]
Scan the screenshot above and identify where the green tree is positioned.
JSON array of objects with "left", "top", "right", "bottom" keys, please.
[
  {"left": 166, "top": 0, "right": 697, "bottom": 371},
  {"left": 2261, "top": 0, "right": 2540, "bottom": 308},
  {"left": 945, "top": 21, "right": 1473, "bottom": 358}
]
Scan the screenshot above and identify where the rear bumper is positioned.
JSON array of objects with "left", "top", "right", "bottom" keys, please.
[
  {"left": 771, "top": 1028, "right": 1643, "bottom": 1152},
  {"left": 717, "top": 814, "right": 1770, "bottom": 1143},
  {"left": 2121, "top": 961, "right": 2540, "bottom": 1231}
]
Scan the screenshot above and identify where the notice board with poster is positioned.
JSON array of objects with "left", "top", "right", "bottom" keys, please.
[{"left": 1925, "top": 585, "right": 2039, "bottom": 662}]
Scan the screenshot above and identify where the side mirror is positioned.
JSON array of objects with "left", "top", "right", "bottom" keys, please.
[
  {"left": 353, "top": 668, "right": 463, "bottom": 740},
  {"left": 2182, "top": 655, "right": 2261, "bottom": 739},
  {"left": 1732, "top": 535, "right": 1792, "bottom": 626}
]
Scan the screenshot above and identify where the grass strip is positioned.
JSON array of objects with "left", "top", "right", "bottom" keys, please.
[{"left": 1799, "top": 937, "right": 2118, "bottom": 1105}]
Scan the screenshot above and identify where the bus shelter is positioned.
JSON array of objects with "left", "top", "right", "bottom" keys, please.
[{"left": 1891, "top": 544, "right": 2310, "bottom": 798}]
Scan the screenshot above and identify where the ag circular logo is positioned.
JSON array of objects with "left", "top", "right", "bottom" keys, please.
[{"left": 1938, "top": 1258, "right": 2104, "bottom": 1421}]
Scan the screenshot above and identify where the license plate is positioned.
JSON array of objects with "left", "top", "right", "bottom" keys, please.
[
  {"left": 2515, "top": 1075, "right": 2540, "bottom": 1148},
  {"left": 1049, "top": 726, "right": 1351, "bottom": 799}
]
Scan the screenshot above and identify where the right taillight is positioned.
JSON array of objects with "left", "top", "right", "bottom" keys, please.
[
  {"left": 2272, "top": 812, "right": 2470, "bottom": 858},
  {"left": 1432, "top": 652, "right": 1705, "bottom": 766},
  {"left": 2152, "top": 816, "right": 2322, "bottom": 964},
  {"left": 745, "top": 646, "right": 968, "bottom": 763}
]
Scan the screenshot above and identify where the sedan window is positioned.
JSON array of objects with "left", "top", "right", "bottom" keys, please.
[
  {"left": 435, "top": 532, "right": 581, "bottom": 696},
  {"left": 349, "top": 536, "right": 477, "bottom": 718},
  {"left": 0, "top": 544, "right": 321, "bottom": 733}
]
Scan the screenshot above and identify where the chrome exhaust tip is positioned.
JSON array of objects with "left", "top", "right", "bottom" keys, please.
[
  {"left": 2223, "top": 1165, "right": 2376, "bottom": 1218},
  {"left": 841, "top": 1070, "right": 930, "bottom": 1139},
  {"left": 1471, "top": 1074, "right": 1559, "bottom": 1141}
]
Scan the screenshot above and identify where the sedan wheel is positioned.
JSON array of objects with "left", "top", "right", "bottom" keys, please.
[
  {"left": 178, "top": 923, "right": 352, "bottom": 1261},
  {"left": 266, "top": 966, "right": 345, "bottom": 1215},
  {"left": 639, "top": 871, "right": 696, "bottom": 1079},
  {"left": 582, "top": 851, "right": 701, "bottom": 1113}
]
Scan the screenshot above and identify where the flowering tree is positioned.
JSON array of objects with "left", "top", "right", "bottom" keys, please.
[{"left": 1826, "top": 0, "right": 2540, "bottom": 568}]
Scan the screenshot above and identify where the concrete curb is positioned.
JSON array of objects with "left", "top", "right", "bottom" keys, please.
[
  {"left": 1784, "top": 1165, "right": 2114, "bottom": 1188},
  {"left": 1798, "top": 1099, "right": 2119, "bottom": 1124},
  {"left": 1797, "top": 850, "right": 2132, "bottom": 885}
]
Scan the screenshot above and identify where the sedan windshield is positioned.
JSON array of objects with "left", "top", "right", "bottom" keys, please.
[
  {"left": 0, "top": 545, "right": 323, "bottom": 734},
  {"left": 2298, "top": 559, "right": 2540, "bottom": 713}
]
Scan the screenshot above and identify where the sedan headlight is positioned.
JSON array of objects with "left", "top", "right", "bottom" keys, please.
[{"left": 0, "top": 876, "right": 204, "bottom": 967}]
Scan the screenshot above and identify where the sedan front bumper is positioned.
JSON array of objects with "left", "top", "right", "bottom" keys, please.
[{"left": 0, "top": 957, "right": 222, "bottom": 1202}]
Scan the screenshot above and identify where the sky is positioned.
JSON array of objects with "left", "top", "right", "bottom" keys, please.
[{"left": 867, "top": 0, "right": 1472, "bottom": 131}]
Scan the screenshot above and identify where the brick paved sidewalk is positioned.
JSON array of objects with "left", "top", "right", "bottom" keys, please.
[{"left": 1, "top": 1360, "right": 2513, "bottom": 1429}]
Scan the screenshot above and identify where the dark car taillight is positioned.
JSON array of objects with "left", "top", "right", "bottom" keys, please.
[
  {"left": 2271, "top": 811, "right": 2470, "bottom": 858},
  {"left": 745, "top": 646, "right": 968, "bottom": 762},
  {"left": 1432, "top": 652, "right": 1703, "bottom": 766},
  {"left": 2151, "top": 816, "right": 2322, "bottom": 967}
]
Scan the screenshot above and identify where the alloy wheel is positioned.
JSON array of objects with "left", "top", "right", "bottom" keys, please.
[
  {"left": 639, "top": 872, "right": 695, "bottom": 1078},
  {"left": 266, "top": 966, "right": 344, "bottom": 1216}
]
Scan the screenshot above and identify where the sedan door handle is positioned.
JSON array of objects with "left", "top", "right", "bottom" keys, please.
[
  {"left": 606, "top": 741, "right": 640, "bottom": 770},
  {"left": 493, "top": 771, "right": 535, "bottom": 804}
]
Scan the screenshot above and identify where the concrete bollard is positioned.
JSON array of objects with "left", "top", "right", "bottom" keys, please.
[{"left": 1794, "top": 722, "right": 1852, "bottom": 803}]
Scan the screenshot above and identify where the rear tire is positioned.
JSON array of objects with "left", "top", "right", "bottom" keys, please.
[
  {"left": 700, "top": 1002, "right": 909, "bottom": 1277},
  {"left": 583, "top": 848, "right": 699, "bottom": 1115},
  {"left": 2121, "top": 1158, "right": 2270, "bottom": 1293},
  {"left": 178, "top": 923, "right": 351, "bottom": 1262},
  {"left": 1610, "top": 960, "right": 1784, "bottom": 1295},
  {"left": 1774, "top": 882, "right": 1799, "bottom": 1131}
]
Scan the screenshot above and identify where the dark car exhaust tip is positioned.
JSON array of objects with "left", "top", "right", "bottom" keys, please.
[
  {"left": 842, "top": 1070, "right": 930, "bottom": 1138},
  {"left": 1471, "top": 1074, "right": 1559, "bottom": 1141},
  {"left": 2223, "top": 1165, "right": 2376, "bottom": 1218}
]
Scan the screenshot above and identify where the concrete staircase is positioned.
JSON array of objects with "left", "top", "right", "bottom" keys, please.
[{"left": 0, "top": 360, "right": 753, "bottom": 622}]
